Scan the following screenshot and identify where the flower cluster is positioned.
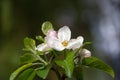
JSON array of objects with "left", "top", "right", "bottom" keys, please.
[
  {"left": 10, "top": 21, "right": 114, "bottom": 80},
  {"left": 36, "top": 26, "right": 91, "bottom": 58}
]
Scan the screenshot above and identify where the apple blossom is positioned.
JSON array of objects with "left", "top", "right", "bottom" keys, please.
[
  {"left": 45, "top": 26, "right": 84, "bottom": 51},
  {"left": 36, "top": 30, "right": 57, "bottom": 52}
]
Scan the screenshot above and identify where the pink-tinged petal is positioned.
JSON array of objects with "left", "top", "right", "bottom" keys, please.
[
  {"left": 36, "top": 43, "right": 50, "bottom": 52},
  {"left": 58, "top": 26, "right": 71, "bottom": 42},
  {"left": 47, "top": 30, "right": 57, "bottom": 37},
  {"left": 45, "top": 36, "right": 56, "bottom": 47},
  {"left": 45, "top": 36, "right": 65, "bottom": 51},
  {"left": 81, "top": 49, "right": 91, "bottom": 58},
  {"left": 67, "top": 36, "right": 84, "bottom": 50},
  {"left": 52, "top": 39, "right": 65, "bottom": 51}
]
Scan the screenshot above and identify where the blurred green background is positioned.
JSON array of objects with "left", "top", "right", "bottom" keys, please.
[{"left": 0, "top": 0, "right": 116, "bottom": 80}]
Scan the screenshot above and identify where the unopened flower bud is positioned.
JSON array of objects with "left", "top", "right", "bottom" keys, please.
[{"left": 81, "top": 49, "right": 91, "bottom": 58}]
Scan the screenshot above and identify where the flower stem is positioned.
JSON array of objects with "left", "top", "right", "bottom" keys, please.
[
  {"left": 31, "top": 49, "right": 48, "bottom": 65},
  {"left": 36, "top": 55, "right": 48, "bottom": 65}
]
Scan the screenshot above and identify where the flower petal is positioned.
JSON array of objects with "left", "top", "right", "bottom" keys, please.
[
  {"left": 58, "top": 26, "right": 71, "bottom": 42},
  {"left": 52, "top": 39, "right": 65, "bottom": 51},
  {"left": 45, "top": 36, "right": 65, "bottom": 51},
  {"left": 67, "top": 36, "right": 84, "bottom": 50},
  {"left": 77, "top": 36, "right": 84, "bottom": 44},
  {"left": 45, "top": 36, "right": 56, "bottom": 47},
  {"left": 47, "top": 30, "right": 57, "bottom": 37},
  {"left": 36, "top": 43, "right": 50, "bottom": 52}
]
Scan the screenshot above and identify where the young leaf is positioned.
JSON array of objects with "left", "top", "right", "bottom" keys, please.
[
  {"left": 55, "top": 51, "right": 74, "bottom": 78},
  {"left": 83, "top": 42, "right": 91, "bottom": 46},
  {"left": 36, "top": 36, "right": 44, "bottom": 42},
  {"left": 24, "top": 37, "right": 36, "bottom": 53},
  {"left": 36, "top": 50, "right": 44, "bottom": 55},
  {"left": 10, "top": 63, "right": 33, "bottom": 80},
  {"left": 36, "top": 65, "right": 51, "bottom": 79},
  {"left": 20, "top": 53, "right": 38, "bottom": 65},
  {"left": 82, "top": 57, "right": 115, "bottom": 78},
  {"left": 17, "top": 68, "right": 36, "bottom": 80},
  {"left": 42, "top": 21, "right": 53, "bottom": 35}
]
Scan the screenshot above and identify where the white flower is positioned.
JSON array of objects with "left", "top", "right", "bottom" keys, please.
[
  {"left": 81, "top": 49, "right": 91, "bottom": 58},
  {"left": 36, "top": 30, "right": 57, "bottom": 52},
  {"left": 36, "top": 43, "right": 50, "bottom": 52},
  {"left": 45, "top": 26, "right": 84, "bottom": 51}
]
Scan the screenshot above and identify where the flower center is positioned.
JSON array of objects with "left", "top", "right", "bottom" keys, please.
[{"left": 62, "top": 41, "right": 68, "bottom": 47}]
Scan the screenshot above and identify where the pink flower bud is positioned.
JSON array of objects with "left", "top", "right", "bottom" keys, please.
[{"left": 81, "top": 49, "right": 91, "bottom": 58}]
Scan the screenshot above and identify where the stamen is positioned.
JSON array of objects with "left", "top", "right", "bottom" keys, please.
[{"left": 62, "top": 41, "right": 68, "bottom": 47}]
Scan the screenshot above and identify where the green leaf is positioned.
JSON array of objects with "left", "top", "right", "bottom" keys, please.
[
  {"left": 42, "top": 21, "right": 53, "bottom": 35},
  {"left": 73, "top": 66, "right": 83, "bottom": 80},
  {"left": 17, "top": 68, "right": 36, "bottom": 80},
  {"left": 55, "top": 51, "right": 74, "bottom": 78},
  {"left": 36, "top": 36, "right": 44, "bottom": 42},
  {"left": 20, "top": 53, "right": 38, "bottom": 65},
  {"left": 83, "top": 42, "right": 91, "bottom": 46},
  {"left": 82, "top": 57, "right": 115, "bottom": 78},
  {"left": 36, "top": 65, "right": 51, "bottom": 79},
  {"left": 24, "top": 37, "right": 36, "bottom": 53},
  {"left": 36, "top": 50, "right": 44, "bottom": 55},
  {"left": 10, "top": 63, "right": 33, "bottom": 80}
]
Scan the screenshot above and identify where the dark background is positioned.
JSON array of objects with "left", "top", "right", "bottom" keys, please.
[{"left": 1, "top": 0, "right": 120, "bottom": 80}]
